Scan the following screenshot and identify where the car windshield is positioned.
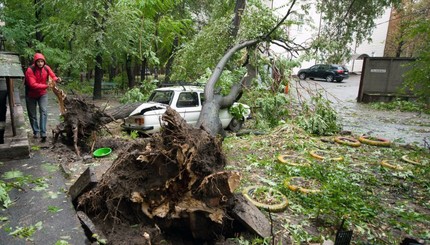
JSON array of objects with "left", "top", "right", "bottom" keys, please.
[{"left": 147, "top": 90, "right": 174, "bottom": 105}]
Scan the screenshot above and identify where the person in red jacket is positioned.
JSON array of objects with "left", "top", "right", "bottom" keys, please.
[{"left": 25, "top": 53, "right": 61, "bottom": 143}]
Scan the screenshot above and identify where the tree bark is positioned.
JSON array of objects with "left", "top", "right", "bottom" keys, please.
[
  {"left": 34, "top": 0, "right": 44, "bottom": 42},
  {"left": 196, "top": 40, "right": 259, "bottom": 137},
  {"left": 141, "top": 58, "right": 147, "bottom": 82},
  {"left": 93, "top": 54, "right": 103, "bottom": 100},
  {"left": 164, "top": 36, "right": 179, "bottom": 83},
  {"left": 231, "top": 0, "right": 246, "bottom": 37},
  {"left": 126, "top": 54, "right": 135, "bottom": 88}
]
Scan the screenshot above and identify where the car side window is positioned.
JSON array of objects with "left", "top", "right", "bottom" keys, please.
[
  {"left": 177, "top": 92, "right": 199, "bottom": 108},
  {"left": 148, "top": 91, "right": 173, "bottom": 105}
]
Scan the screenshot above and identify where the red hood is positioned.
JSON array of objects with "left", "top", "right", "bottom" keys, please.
[{"left": 33, "top": 53, "right": 46, "bottom": 65}]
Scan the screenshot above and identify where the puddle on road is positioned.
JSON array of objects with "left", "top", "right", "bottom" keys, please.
[{"left": 291, "top": 77, "right": 430, "bottom": 147}]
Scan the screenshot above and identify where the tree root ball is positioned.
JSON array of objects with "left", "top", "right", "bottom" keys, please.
[{"left": 77, "top": 107, "right": 242, "bottom": 243}]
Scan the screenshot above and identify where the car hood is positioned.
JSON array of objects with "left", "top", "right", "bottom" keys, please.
[{"left": 129, "top": 102, "right": 167, "bottom": 116}]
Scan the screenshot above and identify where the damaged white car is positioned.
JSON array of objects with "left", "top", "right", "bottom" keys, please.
[{"left": 121, "top": 86, "right": 251, "bottom": 135}]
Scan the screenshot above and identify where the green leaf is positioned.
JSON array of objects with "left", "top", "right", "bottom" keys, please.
[
  {"left": 47, "top": 206, "right": 63, "bottom": 213},
  {"left": 2, "top": 170, "right": 24, "bottom": 180}
]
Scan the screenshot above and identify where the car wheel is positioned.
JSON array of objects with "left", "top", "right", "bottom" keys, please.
[
  {"left": 325, "top": 75, "right": 334, "bottom": 82},
  {"left": 336, "top": 78, "right": 344, "bottom": 83},
  {"left": 298, "top": 73, "right": 306, "bottom": 80},
  {"left": 228, "top": 118, "right": 244, "bottom": 132}
]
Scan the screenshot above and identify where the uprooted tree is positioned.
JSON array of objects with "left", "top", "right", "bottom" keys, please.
[
  {"left": 69, "top": 7, "right": 295, "bottom": 244},
  {"left": 48, "top": 0, "right": 400, "bottom": 243},
  {"left": 195, "top": 1, "right": 297, "bottom": 137},
  {"left": 77, "top": 108, "right": 248, "bottom": 243}
]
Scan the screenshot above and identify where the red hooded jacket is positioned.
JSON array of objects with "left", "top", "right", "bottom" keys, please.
[{"left": 25, "top": 53, "right": 58, "bottom": 98}]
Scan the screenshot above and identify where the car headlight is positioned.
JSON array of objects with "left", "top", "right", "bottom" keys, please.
[{"left": 134, "top": 118, "right": 144, "bottom": 125}]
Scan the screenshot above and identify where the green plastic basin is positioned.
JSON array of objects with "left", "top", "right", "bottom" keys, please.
[{"left": 93, "top": 147, "right": 112, "bottom": 158}]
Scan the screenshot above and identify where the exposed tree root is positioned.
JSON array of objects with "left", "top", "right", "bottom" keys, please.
[
  {"left": 77, "top": 107, "right": 242, "bottom": 243},
  {"left": 52, "top": 96, "right": 115, "bottom": 156}
]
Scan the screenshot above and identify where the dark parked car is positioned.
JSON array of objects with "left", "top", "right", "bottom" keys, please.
[{"left": 297, "top": 64, "right": 349, "bottom": 82}]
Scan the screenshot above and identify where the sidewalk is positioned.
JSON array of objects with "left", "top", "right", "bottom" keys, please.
[
  {"left": 0, "top": 91, "right": 89, "bottom": 244},
  {"left": 0, "top": 154, "right": 89, "bottom": 244}
]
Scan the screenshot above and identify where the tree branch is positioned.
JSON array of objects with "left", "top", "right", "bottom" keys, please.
[
  {"left": 220, "top": 63, "right": 256, "bottom": 108},
  {"left": 263, "top": 0, "right": 297, "bottom": 40},
  {"left": 204, "top": 39, "right": 260, "bottom": 101}
]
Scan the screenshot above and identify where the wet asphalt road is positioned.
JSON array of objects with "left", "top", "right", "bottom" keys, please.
[{"left": 291, "top": 74, "right": 430, "bottom": 146}]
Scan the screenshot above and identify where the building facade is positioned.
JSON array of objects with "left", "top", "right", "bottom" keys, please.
[{"left": 267, "top": 0, "right": 392, "bottom": 74}]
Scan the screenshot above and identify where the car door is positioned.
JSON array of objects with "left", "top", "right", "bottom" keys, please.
[
  {"left": 308, "top": 65, "right": 320, "bottom": 78},
  {"left": 176, "top": 91, "right": 201, "bottom": 125},
  {"left": 315, "top": 65, "right": 329, "bottom": 79}
]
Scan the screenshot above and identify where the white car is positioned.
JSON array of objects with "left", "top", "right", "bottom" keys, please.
[{"left": 121, "top": 86, "right": 251, "bottom": 134}]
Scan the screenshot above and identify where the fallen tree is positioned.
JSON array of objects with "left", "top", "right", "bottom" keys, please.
[
  {"left": 76, "top": 107, "right": 270, "bottom": 243},
  {"left": 195, "top": 0, "right": 296, "bottom": 137}
]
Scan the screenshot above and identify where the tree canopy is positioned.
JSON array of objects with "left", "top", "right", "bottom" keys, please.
[{"left": 0, "top": 0, "right": 402, "bottom": 96}]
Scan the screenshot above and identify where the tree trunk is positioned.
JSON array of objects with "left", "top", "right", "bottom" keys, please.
[
  {"left": 141, "top": 58, "right": 147, "bottom": 82},
  {"left": 231, "top": 0, "right": 246, "bottom": 37},
  {"left": 126, "top": 54, "right": 135, "bottom": 88},
  {"left": 108, "top": 62, "right": 116, "bottom": 82},
  {"left": 34, "top": 0, "right": 44, "bottom": 42},
  {"left": 164, "top": 37, "right": 179, "bottom": 83},
  {"left": 196, "top": 40, "right": 258, "bottom": 136},
  {"left": 93, "top": 54, "right": 103, "bottom": 100},
  {"left": 153, "top": 26, "right": 159, "bottom": 80},
  {"left": 197, "top": 97, "right": 225, "bottom": 137}
]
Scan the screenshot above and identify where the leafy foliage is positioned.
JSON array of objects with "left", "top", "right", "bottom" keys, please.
[
  {"left": 314, "top": 0, "right": 401, "bottom": 63},
  {"left": 8, "top": 221, "right": 43, "bottom": 240},
  {"left": 171, "top": 16, "right": 234, "bottom": 81},
  {"left": 370, "top": 99, "right": 429, "bottom": 114},
  {"left": 252, "top": 92, "right": 291, "bottom": 129},
  {"left": 223, "top": 124, "right": 430, "bottom": 243},
  {"left": 228, "top": 103, "right": 250, "bottom": 121},
  {"left": 119, "top": 88, "right": 146, "bottom": 104},
  {"left": 402, "top": 0, "right": 430, "bottom": 106},
  {"left": 0, "top": 181, "right": 12, "bottom": 208},
  {"left": 296, "top": 94, "right": 340, "bottom": 135},
  {"left": 119, "top": 81, "right": 157, "bottom": 104}
]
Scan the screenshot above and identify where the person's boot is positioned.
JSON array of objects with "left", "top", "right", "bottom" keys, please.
[{"left": 0, "top": 129, "right": 4, "bottom": 144}]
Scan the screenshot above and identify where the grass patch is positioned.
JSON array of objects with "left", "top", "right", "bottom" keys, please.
[
  {"left": 370, "top": 99, "right": 430, "bottom": 114},
  {"left": 223, "top": 124, "right": 430, "bottom": 244}
]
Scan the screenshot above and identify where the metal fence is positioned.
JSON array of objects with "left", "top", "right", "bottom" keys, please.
[{"left": 357, "top": 57, "right": 415, "bottom": 103}]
